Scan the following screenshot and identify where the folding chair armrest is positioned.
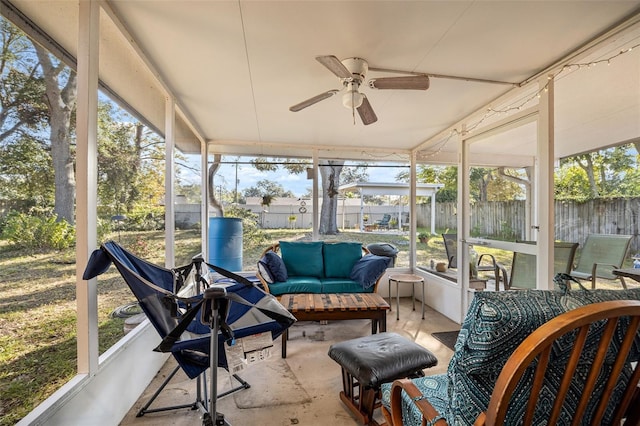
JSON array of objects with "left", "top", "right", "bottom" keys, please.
[
  {"left": 256, "top": 272, "right": 272, "bottom": 294},
  {"left": 495, "top": 262, "right": 510, "bottom": 290},
  {"left": 593, "top": 262, "right": 622, "bottom": 271},
  {"left": 590, "top": 262, "right": 623, "bottom": 279},
  {"left": 388, "top": 379, "right": 448, "bottom": 426},
  {"left": 478, "top": 253, "right": 497, "bottom": 267}
]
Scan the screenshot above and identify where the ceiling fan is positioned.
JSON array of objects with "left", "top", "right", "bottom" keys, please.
[{"left": 289, "top": 55, "right": 430, "bottom": 125}]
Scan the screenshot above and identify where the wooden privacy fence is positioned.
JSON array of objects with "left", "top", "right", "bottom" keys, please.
[{"left": 417, "top": 198, "right": 640, "bottom": 253}]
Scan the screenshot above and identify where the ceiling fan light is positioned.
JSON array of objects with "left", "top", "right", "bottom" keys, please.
[{"left": 342, "top": 90, "right": 364, "bottom": 109}]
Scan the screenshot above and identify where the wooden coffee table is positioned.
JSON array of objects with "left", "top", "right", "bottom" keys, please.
[{"left": 278, "top": 293, "right": 390, "bottom": 358}]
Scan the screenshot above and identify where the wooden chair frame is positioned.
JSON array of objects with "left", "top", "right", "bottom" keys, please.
[{"left": 383, "top": 300, "right": 640, "bottom": 426}]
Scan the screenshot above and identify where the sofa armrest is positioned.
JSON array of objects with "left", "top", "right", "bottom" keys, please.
[
  {"left": 256, "top": 271, "right": 272, "bottom": 294},
  {"left": 384, "top": 379, "right": 448, "bottom": 426},
  {"left": 257, "top": 243, "right": 282, "bottom": 294}
]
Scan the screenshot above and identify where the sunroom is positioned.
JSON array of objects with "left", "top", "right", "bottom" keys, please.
[{"left": 3, "top": 1, "right": 640, "bottom": 424}]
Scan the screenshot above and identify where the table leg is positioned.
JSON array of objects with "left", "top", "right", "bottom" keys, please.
[
  {"left": 281, "top": 329, "right": 288, "bottom": 358},
  {"left": 421, "top": 280, "right": 425, "bottom": 320},
  {"left": 380, "top": 311, "right": 387, "bottom": 332},
  {"left": 412, "top": 282, "right": 416, "bottom": 311},
  {"left": 371, "top": 318, "right": 377, "bottom": 334},
  {"left": 396, "top": 281, "right": 400, "bottom": 321},
  {"left": 388, "top": 279, "right": 392, "bottom": 312}
]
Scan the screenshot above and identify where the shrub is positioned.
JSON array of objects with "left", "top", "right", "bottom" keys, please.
[
  {"left": 224, "top": 205, "right": 266, "bottom": 248},
  {"left": 1, "top": 211, "right": 75, "bottom": 250}
]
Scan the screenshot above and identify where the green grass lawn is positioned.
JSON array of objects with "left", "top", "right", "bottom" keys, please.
[{"left": 0, "top": 228, "right": 635, "bottom": 424}]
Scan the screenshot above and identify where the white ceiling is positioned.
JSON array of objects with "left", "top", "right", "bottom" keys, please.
[{"left": 9, "top": 0, "right": 640, "bottom": 163}]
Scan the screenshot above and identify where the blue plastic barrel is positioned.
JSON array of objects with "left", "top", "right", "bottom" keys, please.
[{"left": 208, "top": 217, "right": 243, "bottom": 271}]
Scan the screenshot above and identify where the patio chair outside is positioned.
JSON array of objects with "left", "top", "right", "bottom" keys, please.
[
  {"left": 376, "top": 213, "right": 391, "bottom": 230},
  {"left": 506, "top": 241, "right": 579, "bottom": 290},
  {"left": 570, "top": 234, "right": 632, "bottom": 289},
  {"left": 442, "top": 233, "right": 507, "bottom": 288}
]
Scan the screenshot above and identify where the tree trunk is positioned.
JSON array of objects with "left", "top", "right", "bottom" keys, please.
[
  {"left": 208, "top": 153, "right": 223, "bottom": 216},
  {"left": 318, "top": 160, "right": 343, "bottom": 235},
  {"left": 576, "top": 154, "right": 599, "bottom": 198},
  {"left": 34, "top": 44, "right": 77, "bottom": 224}
]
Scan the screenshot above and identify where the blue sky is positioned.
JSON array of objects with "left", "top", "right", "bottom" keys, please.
[{"left": 182, "top": 156, "right": 408, "bottom": 197}]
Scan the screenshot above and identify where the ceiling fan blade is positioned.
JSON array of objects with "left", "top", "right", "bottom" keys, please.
[
  {"left": 357, "top": 96, "right": 377, "bottom": 125},
  {"left": 368, "top": 75, "right": 430, "bottom": 90},
  {"left": 316, "top": 55, "right": 353, "bottom": 79},
  {"left": 289, "top": 90, "right": 339, "bottom": 112}
]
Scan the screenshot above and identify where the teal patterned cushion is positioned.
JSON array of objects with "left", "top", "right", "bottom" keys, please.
[
  {"left": 386, "top": 288, "right": 640, "bottom": 426},
  {"left": 447, "top": 288, "right": 640, "bottom": 425}
]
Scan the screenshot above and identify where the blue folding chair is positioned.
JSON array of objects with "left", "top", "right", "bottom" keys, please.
[{"left": 83, "top": 240, "right": 295, "bottom": 425}]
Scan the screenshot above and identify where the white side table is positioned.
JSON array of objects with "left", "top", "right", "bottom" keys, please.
[{"left": 388, "top": 274, "right": 425, "bottom": 320}]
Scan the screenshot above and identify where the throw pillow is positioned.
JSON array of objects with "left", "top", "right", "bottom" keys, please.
[
  {"left": 350, "top": 254, "right": 391, "bottom": 289},
  {"left": 257, "top": 260, "right": 275, "bottom": 283},
  {"left": 259, "top": 251, "right": 288, "bottom": 282},
  {"left": 279, "top": 241, "right": 324, "bottom": 277}
]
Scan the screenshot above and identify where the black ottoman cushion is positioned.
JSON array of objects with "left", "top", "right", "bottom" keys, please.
[{"left": 328, "top": 332, "right": 437, "bottom": 388}]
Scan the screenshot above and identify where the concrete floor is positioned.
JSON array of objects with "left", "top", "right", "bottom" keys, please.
[{"left": 120, "top": 298, "right": 459, "bottom": 426}]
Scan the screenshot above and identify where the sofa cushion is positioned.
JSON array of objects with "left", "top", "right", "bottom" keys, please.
[
  {"left": 280, "top": 241, "right": 324, "bottom": 278},
  {"left": 323, "top": 242, "right": 363, "bottom": 278},
  {"left": 266, "top": 276, "right": 323, "bottom": 296},
  {"left": 258, "top": 251, "right": 288, "bottom": 283},
  {"left": 350, "top": 254, "right": 391, "bottom": 289},
  {"left": 321, "top": 278, "right": 374, "bottom": 293}
]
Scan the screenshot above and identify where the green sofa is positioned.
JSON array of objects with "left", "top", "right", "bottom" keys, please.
[{"left": 256, "top": 241, "right": 391, "bottom": 296}]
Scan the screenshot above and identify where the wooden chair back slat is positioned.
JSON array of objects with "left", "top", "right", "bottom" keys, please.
[
  {"left": 612, "top": 359, "right": 640, "bottom": 424},
  {"left": 523, "top": 347, "right": 550, "bottom": 425},
  {"left": 571, "top": 319, "right": 619, "bottom": 424},
  {"left": 548, "top": 325, "right": 589, "bottom": 425},
  {"left": 603, "top": 316, "right": 640, "bottom": 424}
]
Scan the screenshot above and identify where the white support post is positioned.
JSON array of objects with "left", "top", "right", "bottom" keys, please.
[
  {"left": 430, "top": 193, "right": 437, "bottom": 236},
  {"left": 458, "top": 128, "right": 471, "bottom": 321},
  {"left": 75, "top": 0, "right": 99, "bottom": 375},
  {"left": 410, "top": 152, "right": 417, "bottom": 269},
  {"left": 165, "top": 98, "right": 176, "bottom": 268},
  {"left": 312, "top": 150, "right": 319, "bottom": 240},
  {"left": 536, "top": 75, "right": 555, "bottom": 289},
  {"left": 201, "top": 141, "right": 209, "bottom": 260}
]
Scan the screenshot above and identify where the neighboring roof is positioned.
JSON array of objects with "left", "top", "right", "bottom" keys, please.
[{"left": 339, "top": 182, "right": 444, "bottom": 197}]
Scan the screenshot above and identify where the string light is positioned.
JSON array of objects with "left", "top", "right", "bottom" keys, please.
[{"left": 418, "top": 40, "right": 640, "bottom": 159}]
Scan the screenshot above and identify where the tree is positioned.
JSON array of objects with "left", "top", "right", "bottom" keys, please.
[
  {"left": 96, "top": 103, "right": 141, "bottom": 215},
  {"left": 318, "top": 160, "right": 343, "bottom": 234},
  {"left": 0, "top": 135, "right": 52, "bottom": 209},
  {"left": 243, "top": 179, "right": 294, "bottom": 199},
  {"left": 0, "top": 18, "right": 48, "bottom": 146},
  {"left": 556, "top": 144, "right": 640, "bottom": 200},
  {"left": 33, "top": 43, "right": 77, "bottom": 224}
]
